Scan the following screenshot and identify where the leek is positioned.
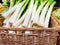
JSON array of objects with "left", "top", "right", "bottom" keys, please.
[
  {"left": 2, "top": 4, "right": 19, "bottom": 18},
  {"left": 9, "top": 1, "right": 26, "bottom": 24},
  {"left": 31, "top": 0, "right": 38, "bottom": 22},
  {"left": 16, "top": 0, "right": 22, "bottom": 5},
  {"left": 38, "top": 0, "right": 54, "bottom": 27},
  {"left": 13, "top": 13, "right": 26, "bottom": 27},
  {"left": 2, "top": 0, "right": 8, "bottom": 5},
  {"left": 3, "top": 16, "right": 10, "bottom": 24},
  {"left": 44, "top": 1, "right": 56, "bottom": 27},
  {"left": 10, "top": 0, "right": 15, "bottom": 8},
  {"left": 2, "top": 0, "right": 56, "bottom": 28},
  {"left": 16, "top": 0, "right": 29, "bottom": 21},
  {"left": 33, "top": 0, "right": 48, "bottom": 25},
  {"left": 13, "top": 0, "right": 30, "bottom": 27},
  {"left": 21, "top": 0, "right": 34, "bottom": 27},
  {"left": 28, "top": 0, "right": 38, "bottom": 28}
]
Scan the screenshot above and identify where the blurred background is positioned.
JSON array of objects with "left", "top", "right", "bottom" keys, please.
[{"left": 0, "top": 0, "right": 2, "bottom": 3}]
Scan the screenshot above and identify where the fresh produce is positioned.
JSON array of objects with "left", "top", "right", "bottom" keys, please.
[
  {"left": 45, "top": 1, "right": 56, "bottom": 27},
  {"left": 1, "top": 0, "right": 56, "bottom": 28},
  {"left": 38, "top": 0, "right": 54, "bottom": 27},
  {"left": 28, "top": 0, "right": 38, "bottom": 28},
  {"left": 2, "top": 0, "right": 9, "bottom": 6},
  {"left": 10, "top": 0, "right": 15, "bottom": 8},
  {"left": 52, "top": 8, "right": 60, "bottom": 20},
  {"left": 9, "top": 0, "right": 27, "bottom": 24},
  {"left": 16, "top": 0, "right": 28, "bottom": 22},
  {"left": 21, "top": 0, "right": 34, "bottom": 28},
  {"left": 0, "top": 0, "right": 22, "bottom": 14},
  {"left": 32, "top": 0, "right": 48, "bottom": 25},
  {"left": 2, "top": 5, "right": 18, "bottom": 18}
]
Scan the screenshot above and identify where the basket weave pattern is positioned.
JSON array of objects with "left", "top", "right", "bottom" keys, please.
[{"left": 0, "top": 28, "right": 58, "bottom": 45}]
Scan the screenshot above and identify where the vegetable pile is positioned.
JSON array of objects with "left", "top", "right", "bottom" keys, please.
[{"left": 1, "top": 0, "right": 56, "bottom": 28}]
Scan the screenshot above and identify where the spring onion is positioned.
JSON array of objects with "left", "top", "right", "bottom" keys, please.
[
  {"left": 44, "top": 1, "right": 56, "bottom": 27},
  {"left": 9, "top": 1, "right": 26, "bottom": 24},
  {"left": 21, "top": 0, "right": 34, "bottom": 28},
  {"left": 2, "top": 4, "right": 19, "bottom": 18},
  {"left": 2, "top": 0, "right": 8, "bottom": 5},
  {"left": 13, "top": 0, "right": 30, "bottom": 27},
  {"left": 2, "top": 0, "right": 56, "bottom": 28},
  {"left": 32, "top": 0, "right": 48, "bottom": 25},
  {"left": 38, "top": 0, "right": 54, "bottom": 27},
  {"left": 28, "top": 0, "right": 38, "bottom": 28},
  {"left": 10, "top": 0, "right": 15, "bottom": 8},
  {"left": 16, "top": 0, "right": 22, "bottom": 5},
  {"left": 16, "top": 0, "right": 29, "bottom": 21}
]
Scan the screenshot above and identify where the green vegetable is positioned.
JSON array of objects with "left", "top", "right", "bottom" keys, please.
[
  {"left": 16, "top": 0, "right": 29, "bottom": 21},
  {"left": 2, "top": 0, "right": 8, "bottom": 5},
  {"left": 10, "top": 0, "right": 15, "bottom": 8},
  {"left": 13, "top": 0, "right": 31, "bottom": 27},
  {"left": 2, "top": 0, "right": 56, "bottom": 28},
  {"left": 16, "top": 0, "right": 22, "bottom": 5},
  {"left": 21, "top": 0, "right": 34, "bottom": 27},
  {"left": 2, "top": 4, "right": 19, "bottom": 18},
  {"left": 33, "top": 0, "right": 48, "bottom": 25},
  {"left": 9, "top": 0, "right": 27, "bottom": 24},
  {"left": 38, "top": 0, "right": 54, "bottom": 27},
  {"left": 28, "top": 0, "right": 38, "bottom": 28},
  {"left": 45, "top": 1, "right": 56, "bottom": 28}
]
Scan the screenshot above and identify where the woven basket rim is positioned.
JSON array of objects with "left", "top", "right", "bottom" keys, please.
[{"left": 0, "top": 27, "right": 60, "bottom": 32}]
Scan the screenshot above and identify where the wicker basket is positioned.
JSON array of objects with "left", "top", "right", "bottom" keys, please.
[
  {"left": 50, "top": 7, "right": 60, "bottom": 45},
  {"left": 0, "top": 9, "right": 59, "bottom": 45},
  {"left": 51, "top": 15, "right": 60, "bottom": 45},
  {"left": 50, "top": 7, "right": 60, "bottom": 28},
  {"left": 0, "top": 17, "right": 4, "bottom": 26},
  {"left": 0, "top": 27, "right": 59, "bottom": 45}
]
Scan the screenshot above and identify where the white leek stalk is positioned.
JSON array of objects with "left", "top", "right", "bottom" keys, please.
[
  {"left": 44, "top": 1, "right": 56, "bottom": 28},
  {"left": 21, "top": 0, "right": 34, "bottom": 28},
  {"left": 8, "top": 1, "right": 25, "bottom": 24},
  {"left": 3, "top": 17, "right": 10, "bottom": 28},
  {"left": 28, "top": 0, "right": 38, "bottom": 28},
  {"left": 13, "top": 13, "right": 26, "bottom": 27},
  {"left": 38, "top": 0, "right": 52, "bottom": 27},
  {"left": 10, "top": 0, "right": 15, "bottom": 8},
  {"left": 2, "top": 4, "right": 19, "bottom": 18},
  {"left": 13, "top": 0, "right": 29, "bottom": 27},
  {"left": 32, "top": 0, "right": 48, "bottom": 25},
  {"left": 16, "top": 0, "right": 29, "bottom": 21},
  {"left": 3, "top": 16, "right": 10, "bottom": 24}
]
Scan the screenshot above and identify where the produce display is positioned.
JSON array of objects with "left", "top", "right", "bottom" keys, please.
[{"left": 0, "top": 0, "right": 56, "bottom": 28}]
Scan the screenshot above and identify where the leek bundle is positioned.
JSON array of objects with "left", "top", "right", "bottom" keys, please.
[{"left": 2, "top": 0, "right": 56, "bottom": 28}]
